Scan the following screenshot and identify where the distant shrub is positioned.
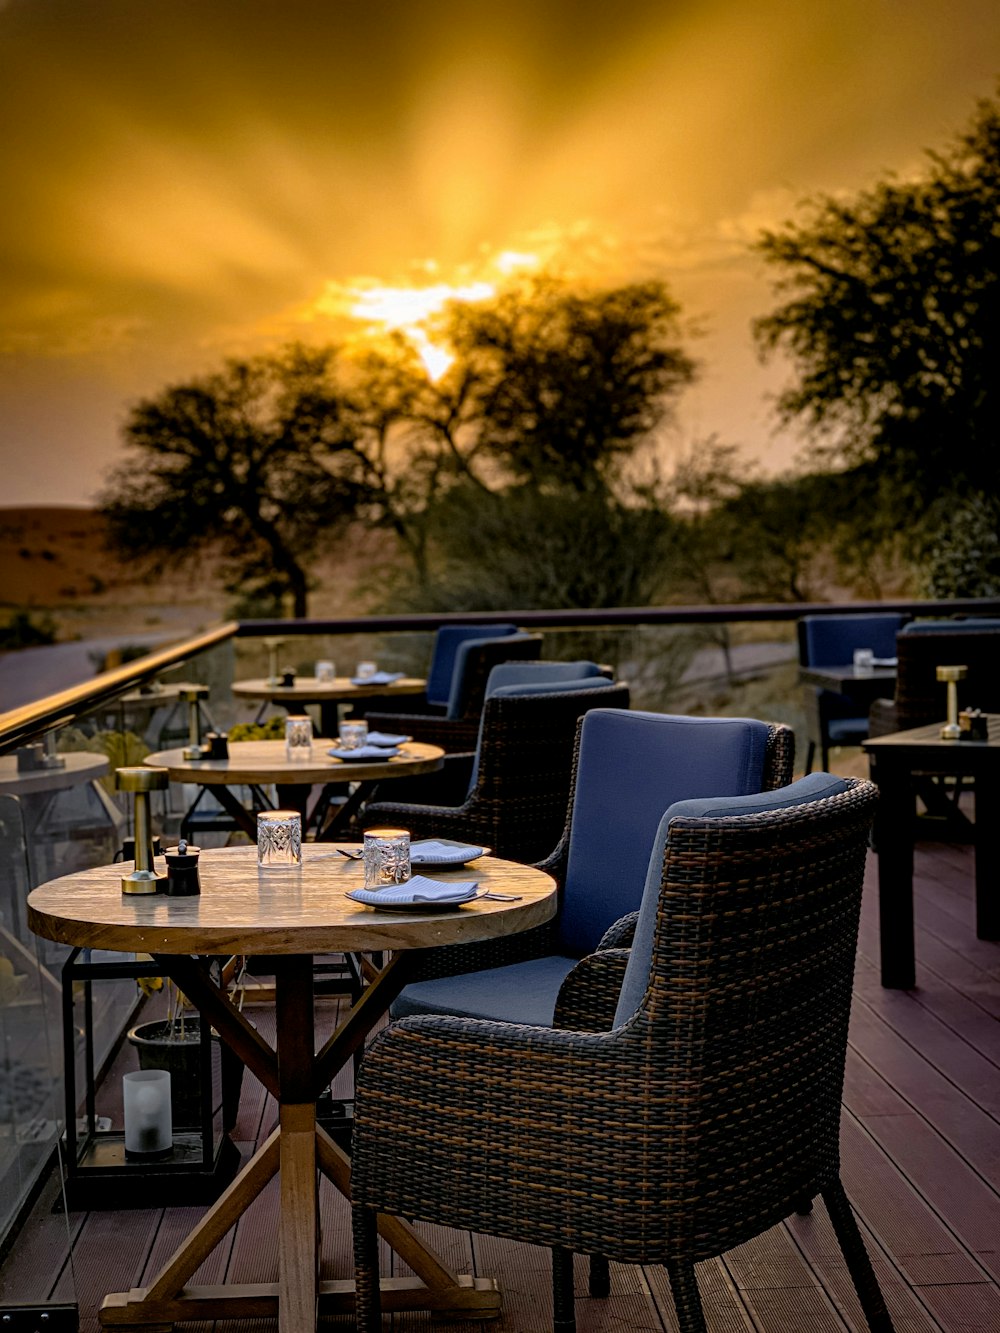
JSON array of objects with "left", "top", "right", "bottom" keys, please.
[{"left": 0, "top": 611, "right": 58, "bottom": 649}]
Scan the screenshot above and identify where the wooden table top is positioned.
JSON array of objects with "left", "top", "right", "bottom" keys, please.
[
  {"left": 117, "top": 680, "right": 207, "bottom": 707},
  {"left": 0, "top": 751, "right": 109, "bottom": 796},
  {"left": 144, "top": 738, "right": 444, "bottom": 786},
  {"left": 231, "top": 675, "right": 426, "bottom": 703},
  {"left": 799, "top": 665, "right": 897, "bottom": 693},
  {"left": 864, "top": 713, "right": 1000, "bottom": 758},
  {"left": 27, "top": 844, "right": 557, "bottom": 955}
]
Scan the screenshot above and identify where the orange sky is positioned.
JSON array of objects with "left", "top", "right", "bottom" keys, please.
[{"left": 2, "top": 0, "right": 999, "bottom": 505}]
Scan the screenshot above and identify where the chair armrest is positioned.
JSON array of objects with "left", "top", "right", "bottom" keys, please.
[
  {"left": 533, "top": 829, "right": 569, "bottom": 887},
  {"left": 360, "top": 800, "right": 481, "bottom": 842},
  {"left": 597, "top": 912, "right": 638, "bottom": 950},
  {"left": 364, "top": 752, "right": 475, "bottom": 808},
  {"left": 553, "top": 948, "right": 630, "bottom": 1031}
]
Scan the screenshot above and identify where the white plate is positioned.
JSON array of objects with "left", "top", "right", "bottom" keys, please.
[{"left": 327, "top": 746, "right": 400, "bottom": 762}]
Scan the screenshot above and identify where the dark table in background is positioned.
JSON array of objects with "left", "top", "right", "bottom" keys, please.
[
  {"left": 863, "top": 714, "right": 1000, "bottom": 988},
  {"left": 799, "top": 664, "right": 897, "bottom": 709}
]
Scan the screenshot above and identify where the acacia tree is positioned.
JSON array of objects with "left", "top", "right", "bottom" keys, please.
[
  {"left": 754, "top": 89, "right": 1000, "bottom": 512},
  {"left": 99, "top": 345, "right": 366, "bottom": 617}
]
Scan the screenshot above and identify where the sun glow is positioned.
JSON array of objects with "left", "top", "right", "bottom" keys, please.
[{"left": 347, "top": 279, "right": 495, "bottom": 380}]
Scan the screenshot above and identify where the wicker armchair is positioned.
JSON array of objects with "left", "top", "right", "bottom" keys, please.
[
  {"left": 868, "top": 620, "right": 1000, "bottom": 736},
  {"left": 390, "top": 710, "right": 794, "bottom": 1022},
  {"left": 362, "top": 678, "right": 629, "bottom": 865},
  {"left": 798, "top": 613, "right": 906, "bottom": 771},
  {"left": 364, "top": 632, "right": 543, "bottom": 752},
  {"left": 351, "top": 775, "right": 893, "bottom": 1333}
]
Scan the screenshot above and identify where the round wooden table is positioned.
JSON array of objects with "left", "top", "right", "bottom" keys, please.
[
  {"left": 0, "top": 750, "right": 109, "bottom": 797},
  {"left": 232, "top": 675, "right": 426, "bottom": 734},
  {"left": 28, "top": 845, "right": 556, "bottom": 1330},
  {"left": 144, "top": 738, "right": 444, "bottom": 838}
]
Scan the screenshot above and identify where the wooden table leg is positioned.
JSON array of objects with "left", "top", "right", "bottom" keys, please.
[
  {"left": 974, "top": 771, "right": 1000, "bottom": 939},
  {"left": 870, "top": 757, "right": 917, "bottom": 989}
]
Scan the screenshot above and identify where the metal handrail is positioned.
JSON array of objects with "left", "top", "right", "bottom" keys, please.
[
  {"left": 237, "top": 596, "right": 1000, "bottom": 636},
  {"left": 0, "top": 622, "right": 238, "bottom": 753}
]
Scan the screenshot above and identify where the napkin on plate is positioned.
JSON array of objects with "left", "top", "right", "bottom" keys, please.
[
  {"left": 350, "top": 877, "right": 480, "bottom": 906},
  {"left": 366, "top": 730, "right": 411, "bottom": 746},
  {"left": 410, "top": 839, "right": 485, "bottom": 862},
  {"left": 350, "top": 671, "right": 405, "bottom": 686},
  {"left": 327, "top": 745, "right": 400, "bottom": 762}
]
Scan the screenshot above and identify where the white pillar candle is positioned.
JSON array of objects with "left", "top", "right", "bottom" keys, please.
[{"left": 123, "top": 1069, "right": 172, "bottom": 1156}]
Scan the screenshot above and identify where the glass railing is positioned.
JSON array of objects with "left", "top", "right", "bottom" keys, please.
[{"left": 2, "top": 594, "right": 999, "bottom": 1253}]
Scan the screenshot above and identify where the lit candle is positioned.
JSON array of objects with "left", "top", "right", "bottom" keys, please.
[{"left": 123, "top": 1069, "right": 172, "bottom": 1157}]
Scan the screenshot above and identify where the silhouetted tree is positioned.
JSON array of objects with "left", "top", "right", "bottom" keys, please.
[
  {"left": 754, "top": 89, "right": 1000, "bottom": 512},
  {"left": 99, "top": 346, "right": 365, "bottom": 617}
]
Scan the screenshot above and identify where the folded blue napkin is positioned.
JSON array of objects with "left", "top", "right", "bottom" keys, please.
[
  {"left": 327, "top": 746, "right": 400, "bottom": 762},
  {"left": 410, "top": 839, "right": 485, "bottom": 863},
  {"left": 348, "top": 877, "right": 480, "bottom": 906},
  {"left": 350, "top": 671, "right": 405, "bottom": 686},
  {"left": 366, "top": 730, "right": 411, "bottom": 746}
]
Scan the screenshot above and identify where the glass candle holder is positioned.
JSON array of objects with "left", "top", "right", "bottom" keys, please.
[
  {"left": 123, "top": 1069, "right": 172, "bottom": 1158},
  {"left": 257, "top": 810, "right": 302, "bottom": 868},
  {"left": 354, "top": 660, "right": 378, "bottom": 681},
  {"left": 285, "top": 714, "right": 313, "bottom": 761},
  {"left": 315, "top": 659, "right": 335, "bottom": 682},
  {"left": 853, "top": 648, "right": 875, "bottom": 676},
  {"left": 338, "top": 719, "right": 369, "bottom": 750},
  {"left": 363, "top": 827, "right": 411, "bottom": 888}
]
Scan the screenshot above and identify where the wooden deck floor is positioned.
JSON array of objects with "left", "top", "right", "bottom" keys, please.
[{"left": 2, "top": 839, "right": 999, "bottom": 1332}]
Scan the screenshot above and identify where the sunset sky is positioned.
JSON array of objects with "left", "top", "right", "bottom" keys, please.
[{"left": 2, "top": 0, "right": 999, "bottom": 507}]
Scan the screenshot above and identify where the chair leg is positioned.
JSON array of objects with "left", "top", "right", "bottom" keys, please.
[
  {"left": 795, "top": 1194, "right": 814, "bottom": 1216},
  {"left": 665, "top": 1260, "right": 708, "bottom": 1333},
  {"left": 822, "top": 1179, "right": 896, "bottom": 1333},
  {"left": 352, "top": 1203, "right": 383, "bottom": 1333},
  {"left": 552, "top": 1246, "right": 576, "bottom": 1333},
  {"left": 804, "top": 739, "right": 816, "bottom": 775},
  {"left": 589, "top": 1252, "right": 610, "bottom": 1297}
]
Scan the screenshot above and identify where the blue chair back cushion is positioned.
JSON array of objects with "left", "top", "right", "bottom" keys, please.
[
  {"left": 612, "top": 772, "right": 852, "bottom": 1028},
  {"left": 445, "top": 633, "right": 533, "bottom": 717},
  {"left": 557, "top": 710, "right": 770, "bottom": 958},
  {"left": 466, "top": 677, "right": 616, "bottom": 794},
  {"left": 485, "top": 660, "right": 607, "bottom": 698},
  {"left": 801, "top": 613, "right": 907, "bottom": 665},
  {"left": 902, "top": 619, "right": 1000, "bottom": 634},
  {"left": 426, "top": 624, "right": 516, "bottom": 708}
]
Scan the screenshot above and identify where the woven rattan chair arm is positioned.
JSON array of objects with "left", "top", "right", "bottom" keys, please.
[
  {"left": 763, "top": 722, "right": 795, "bottom": 790},
  {"left": 533, "top": 831, "right": 569, "bottom": 886},
  {"left": 359, "top": 802, "right": 478, "bottom": 840},
  {"left": 553, "top": 948, "right": 631, "bottom": 1031},
  {"left": 597, "top": 913, "right": 638, "bottom": 950}
]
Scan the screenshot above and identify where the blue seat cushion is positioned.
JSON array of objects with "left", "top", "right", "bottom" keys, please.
[
  {"left": 613, "top": 772, "right": 853, "bottom": 1028},
  {"left": 426, "top": 624, "right": 516, "bottom": 708},
  {"left": 391, "top": 955, "right": 579, "bottom": 1026},
  {"left": 826, "top": 716, "right": 869, "bottom": 743},
  {"left": 557, "top": 711, "right": 770, "bottom": 958}
]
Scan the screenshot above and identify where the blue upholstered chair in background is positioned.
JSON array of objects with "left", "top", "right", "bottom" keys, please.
[
  {"left": 351, "top": 773, "right": 892, "bottom": 1333},
  {"left": 364, "top": 631, "right": 543, "bottom": 751},
  {"left": 423, "top": 623, "right": 518, "bottom": 711},
  {"left": 798, "top": 613, "right": 908, "bottom": 771},
  {"left": 869, "top": 619, "right": 1000, "bottom": 737},
  {"left": 363, "top": 672, "right": 628, "bottom": 864},
  {"left": 390, "top": 708, "right": 794, "bottom": 1027}
]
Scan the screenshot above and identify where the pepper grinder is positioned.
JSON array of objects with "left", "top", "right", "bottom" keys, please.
[
  {"left": 936, "top": 664, "right": 967, "bottom": 741},
  {"left": 180, "top": 685, "right": 210, "bottom": 760},
  {"left": 117, "top": 766, "right": 168, "bottom": 894},
  {"left": 164, "top": 839, "right": 201, "bottom": 896}
]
